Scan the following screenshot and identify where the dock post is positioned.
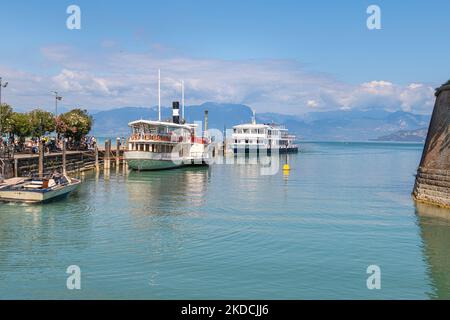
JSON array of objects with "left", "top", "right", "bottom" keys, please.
[
  {"left": 62, "top": 139, "right": 67, "bottom": 175},
  {"left": 38, "top": 140, "right": 44, "bottom": 178},
  {"left": 14, "top": 158, "right": 18, "bottom": 177},
  {"left": 204, "top": 110, "right": 209, "bottom": 133},
  {"left": 116, "top": 137, "right": 121, "bottom": 167},
  {"left": 222, "top": 126, "right": 226, "bottom": 156},
  {"left": 95, "top": 145, "right": 99, "bottom": 171},
  {"left": 104, "top": 140, "right": 111, "bottom": 170}
]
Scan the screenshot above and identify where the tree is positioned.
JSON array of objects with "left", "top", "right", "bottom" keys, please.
[
  {"left": 28, "top": 109, "right": 56, "bottom": 139},
  {"left": 0, "top": 104, "right": 13, "bottom": 136},
  {"left": 10, "top": 112, "right": 31, "bottom": 146},
  {"left": 56, "top": 109, "right": 93, "bottom": 142}
]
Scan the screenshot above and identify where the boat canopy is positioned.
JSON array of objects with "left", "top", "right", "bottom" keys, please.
[{"left": 128, "top": 120, "right": 197, "bottom": 130}]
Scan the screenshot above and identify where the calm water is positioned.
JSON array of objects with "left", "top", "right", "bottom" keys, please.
[{"left": 1, "top": 142, "right": 450, "bottom": 299}]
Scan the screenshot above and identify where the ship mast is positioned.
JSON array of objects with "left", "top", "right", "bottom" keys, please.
[
  {"left": 181, "top": 80, "right": 185, "bottom": 122},
  {"left": 158, "top": 69, "right": 161, "bottom": 121}
]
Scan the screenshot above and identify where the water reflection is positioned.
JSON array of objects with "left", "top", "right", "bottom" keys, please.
[
  {"left": 0, "top": 196, "right": 93, "bottom": 285},
  {"left": 125, "top": 167, "right": 210, "bottom": 217},
  {"left": 416, "top": 202, "right": 450, "bottom": 299}
]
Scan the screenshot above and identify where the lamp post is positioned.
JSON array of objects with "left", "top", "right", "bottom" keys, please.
[
  {"left": 52, "top": 91, "right": 63, "bottom": 118},
  {"left": 0, "top": 77, "right": 9, "bottom": 136},
  {"left": 52, "top": 92, "right": 63, "bottom": 141}
]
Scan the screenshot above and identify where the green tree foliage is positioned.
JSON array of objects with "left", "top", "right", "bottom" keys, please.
[
  {"left": 56, "top": 109, "right": 93, "bottom": 142},
  {"left": 10, "top": 112, "right": 32, "bottom": 144},
  {"left": 0, "top": 104, "right": 13, "bottom": 135},
  {"left": 29, "top": 109, "right": 56, "bottom": 138}
]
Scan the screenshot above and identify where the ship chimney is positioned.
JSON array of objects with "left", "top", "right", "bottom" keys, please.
[
  {"left": 204, "top": 110, "right": 209, "bottom": 132},
  {"left": 172, "top": 101, "right": 180, "bottom": 124}
]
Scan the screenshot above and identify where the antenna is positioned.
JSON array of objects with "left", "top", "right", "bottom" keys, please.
[
  {"left": 252, "top": 109, "right": 256, "bottom": 125},
  {"left": 181, "top": 80, "right": 185, "bottom": 121},
  {"left": 158, "top": 69, "right": 161, "bottom": 121}
]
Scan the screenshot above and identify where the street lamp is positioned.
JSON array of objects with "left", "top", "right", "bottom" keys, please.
[
  {"left": 0, "top": 77, "right": 9, "bottom": 136},
  {"left": 52, "top": 91, "right": 63, "bottom": 118}
]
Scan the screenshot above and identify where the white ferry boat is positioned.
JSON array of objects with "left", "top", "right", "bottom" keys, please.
[
  {"left": 124, "top": 72, "right": 210, "bottom": 170},
  {"left": 124, "top": 113, "right": 210, "bottom": 171},
  {"left": 232, "top": 111, "right": 298, "bottom": 154}
]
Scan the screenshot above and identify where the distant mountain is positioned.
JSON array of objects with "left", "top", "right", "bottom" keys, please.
[
  {"left": 91, "top": 103, "right": 254, "bottom": 136},
  {"left": 91, "top": 103, "right": 431, "bottom": 141},
  {"left": 257, "top": 108, "right": 430, "bottom": 141},
  {"left": 372, "top": 128, "right": 428, "bottom": 142}
]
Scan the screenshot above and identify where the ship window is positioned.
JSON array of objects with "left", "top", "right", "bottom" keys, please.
[
  {"left": 233, "top": 129, "right": 237, "bottom": 133},
  {"left": 245, "top": 139, "right": 249, "bottom": 144},
  {"left": 145, "top": 144, "right": 149, "bottom": 152},
  {"left": 235, "top": 139, "right": 238, "bottom": 143}
]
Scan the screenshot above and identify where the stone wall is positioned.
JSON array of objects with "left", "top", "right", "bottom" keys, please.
[{"left": 413, "top": 85, "right": 450, "bottom": 208}]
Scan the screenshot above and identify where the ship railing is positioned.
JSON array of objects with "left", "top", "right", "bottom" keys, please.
[{"left": 130, "top": 134, "right": 209, "bottom": 145}]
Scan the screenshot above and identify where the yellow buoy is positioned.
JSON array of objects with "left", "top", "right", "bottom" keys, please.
[{"left": 283, "top": 164, "right": 290, "bottom": 171}]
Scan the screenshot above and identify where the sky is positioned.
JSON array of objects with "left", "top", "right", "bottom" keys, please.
[{"left": 0, "top": 0, "right": 449, "bottom": 115}]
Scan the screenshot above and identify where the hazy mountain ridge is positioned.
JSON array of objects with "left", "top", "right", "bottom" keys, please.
[
  {"left": 91, "top": 103, "right": 431, "bottom": 141},
  {"left": 372, "top": 128, "right": 428, "bottom": 142}
]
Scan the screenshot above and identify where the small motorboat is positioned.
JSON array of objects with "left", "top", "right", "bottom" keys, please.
[{"left": 0, "top": 173, "right": 81, "bottom": 203}]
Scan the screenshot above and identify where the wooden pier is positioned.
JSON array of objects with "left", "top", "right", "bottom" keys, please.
[{"left": 0, "top": 140, "right": 126, "bottom": 179}]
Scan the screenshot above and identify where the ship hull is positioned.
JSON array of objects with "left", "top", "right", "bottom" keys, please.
[
  {"left": 127, "top": 159, "right": 184, "bottom": 171},
  {"left": 124, "top": 151, "right": 208, "bottom": 171}
]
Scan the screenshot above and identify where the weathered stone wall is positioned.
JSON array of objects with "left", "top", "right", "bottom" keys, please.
[{"left": 413, "top": 85, "right": 450, "bottom": 208}]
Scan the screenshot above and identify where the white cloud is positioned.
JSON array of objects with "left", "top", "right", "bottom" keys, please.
[
  {"left": 345, "top": 80, "right": 435, "bottom": 113},
  {"left": 52, "top": 69, "right": 115, "bottom": 96},
  {"left": 0, "top": 45, "right": 438, "bottom": 115},
  {"left": 307, "top": 100, "right": 319, "bottom": 108}
]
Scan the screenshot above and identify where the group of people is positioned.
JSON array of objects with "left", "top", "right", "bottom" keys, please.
[{"left": 0, "top": 135, "right": 97, "bottom": 155}]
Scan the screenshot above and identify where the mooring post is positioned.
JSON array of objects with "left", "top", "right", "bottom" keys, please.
[
  {"left": 222, "top": 126, "right": 227, "bottom": 156},
  {"left": 95, "top": 145, "right": 99, "bottom": 171},
  {"left": 104, "top": 139, "right": 111, "bottom": 170},
  {"left": 116, "top": 137, "right": 120, "bottom": 167},
  {"left": 14, "top": 158, "right": 18, "bottom": 177},
  {"left": 62, "top": 139, "right": 67, "bottom": 175},
  {"left": 38, "top": 139, "right": 44, "bottom": 178}
]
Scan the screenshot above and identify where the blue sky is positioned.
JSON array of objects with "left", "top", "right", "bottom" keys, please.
[{"left": 0, "top": 0, "right": 448, "bottom": 114}]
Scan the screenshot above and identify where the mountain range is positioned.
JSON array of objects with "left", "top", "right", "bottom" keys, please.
[{"left": 91, "top": 102, "right": 431, "bottom": 141}]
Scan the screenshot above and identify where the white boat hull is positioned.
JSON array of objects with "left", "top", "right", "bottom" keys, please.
[
  {"left": 0, "top": 180, "right": 81, "bottom": 203},
  {"left": 127, "top": 159, "right": 184, "bottom": 170},
  {"left": 124, "top": 151, "right": 207, "bottom": 171}
]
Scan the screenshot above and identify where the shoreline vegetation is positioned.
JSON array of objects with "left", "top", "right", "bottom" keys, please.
[{"left": 0, "top": 104, "right": 93, "bottom": 154}]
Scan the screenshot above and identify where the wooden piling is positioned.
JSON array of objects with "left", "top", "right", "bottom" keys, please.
[
  {"left": 38, "top": 140, "right": 44, "bottom": 178},
  {"left": 95, "top": 145, "right": 99, "bottom": 170},
  {"left": 116, "top": 137, "right": 121, "bottom": 167},
  {"left": 104, "top": 140, "right": 111, "bottom": 170},
  {"left": 14, "top": 158, "right": 18, "bottom": 177},
  {"left": 62, "top": 139, "right": 67, "bottom": 175}
]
